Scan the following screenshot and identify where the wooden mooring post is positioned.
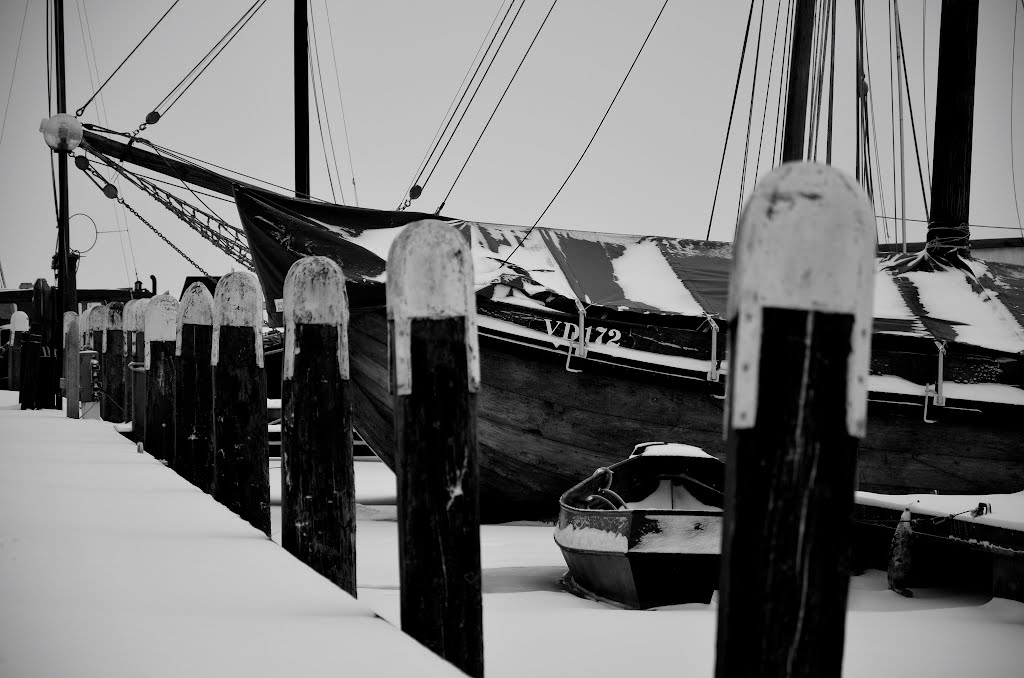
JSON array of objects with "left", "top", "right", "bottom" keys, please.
[
  {"left": 175, "top": 283, "right": 215, "bottom": 492},
  {"left": 212, "top": 272, "right": 270, "bottom": 536},
  {"left": 281, "top": 256, "right": 356, "bottom": 593},
  {"left": 124, "top": 299, "right": 149, "bottom": 441},
  {"left": 144, "top": 294, "right": 179, "bottom": 463},
  {"left": 63, "top": 311, "right": 79, "bottom": 418},
  {"left": 100, "top": 302, "right": 127, "bottom": 422},
  {"left": 388, "top": 221, "right": 483, "bottom": 678},
  {"left": 714, "top": 163, "right": 875, "bottom": 678}
]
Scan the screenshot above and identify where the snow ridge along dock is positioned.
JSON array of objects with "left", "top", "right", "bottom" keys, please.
[{"left": 0, "top": 393, "right": 465, "bottom": 677}]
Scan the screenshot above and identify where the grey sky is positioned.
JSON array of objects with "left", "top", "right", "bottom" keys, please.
[{"left": 1, "top": 0, "right": 1022, "bottom": 296}]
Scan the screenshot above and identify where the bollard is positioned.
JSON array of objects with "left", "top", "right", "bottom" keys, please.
[
  {"left": 8, "top": 311, "right": 29, "bottom": 391},
  {"left": 714, "top": 163, "right": 875, "bottom": 678},
  {"left": 122, "top": 300, "right": 141, "bottom": 425},
  {"left": 87, "top": 305, "right": 106, "bottom": 355},
  {"left": 388, "top": 221, "right": 483, "bottom": 678},
  {"left": 212, "top": 272, "right": 270, "bottom": 536},
  {"left": 126, "top": 299, "right": 149, "bottom": 441},
  {"left": 175, "top": 284, "right": 216, "bottom": 492},
  {"left": 32, "top": 279, "right": 59, "bottom": 410},
  {"left": 100, "top": 302, "right": 127, "bottom": 422},
  {"left": 144, "top": 294, "right": 179, "bottom": 463},
  {"left": 281, "top": 257, "right": 355, "bottom": 593},
  {"left": 63, "top": 312, "right": 79, "bottom": 419}
]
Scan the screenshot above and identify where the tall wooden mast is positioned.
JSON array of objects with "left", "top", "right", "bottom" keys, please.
[
  {"left": 926, "top": 0, "right": 979, "bottom": 262},
  {"left": 295, "top": 0, "right": 310, "bottom": 199},
  {"left": 781, "top": 0, "right": 817, "bottom": 163},
  {"left": 55, "top": 0, "right": 76, "bottom": 314}
]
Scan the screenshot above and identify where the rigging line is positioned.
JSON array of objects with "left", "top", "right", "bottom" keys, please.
[
  {"left": 75, "top": 0, "right": 180, "bottom": 117},
  {"left": 888, "top": 0, "right": 898, "bottom": 233},
  {"left": 752, "top": 0, "right": 785, "bottom": 181},
  {"left": 321, "top": 0, "right": 358, "bottom": 205},
  {"left": 773, "top": 0, "right": 796, "bottom": 167},
  {"left": 825, "top": 0, "right": 836, "bottom": 163},
  {"left": 153, "top": 0, "right": 268, "bottom": 119},
  {"left": 1013, "top": 1, "right": 1023, "bottom": 239},
  {"left": 308, "top": 4, "right": 345, "bottom": 204},
  {"left": 46, "top": 1, "right": 58, "bottom": 224},
  {"left": 144, "top": 143, "right": 234, "bottom": 230},
  {"left": 407, "top": 0, "right": 517, "bottom": 199},
  {"left": 308, "top": 28, "right": 338, "bottom": 203},
  {"left": 0, "top": 0, "right": 31, "bottom": 148},
  {"left": 130, "top": 169, "right": 235, "bottom": 203},
  {"left": 895, "top": 5, "right": 931, "bottom": 218},
  {"left": 436, "top": 0, "right": 560, "bottom": 214},
  {"left": 421, "top": 0, "right": 528, "bottom": 192},
  {"left": 145, "top": 140, "right": 303, "bottom": 196},
  {"left": 510, "top": 0, "right": 671, "bottom": 261},
  {"left": 735, "top": 0, "right": 767, "bottom": 231},
  {"left": 874, "top": 215, "right": 1024, "bottom": 230},
  {"left": 922, "top": 0, "right": 931, "bottom": 182},
  {"left": 705, "top": 0, "right": 758, "bottom": 241}
]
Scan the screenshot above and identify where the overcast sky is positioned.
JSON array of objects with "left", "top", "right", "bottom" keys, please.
[{"left": 1, "top": 0, "right": 1022, "bottom": 296}]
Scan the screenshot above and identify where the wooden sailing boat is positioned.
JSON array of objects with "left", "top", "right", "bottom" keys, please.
[{"left": 76, "top": 0, "right": 1023, "bottom": 521}]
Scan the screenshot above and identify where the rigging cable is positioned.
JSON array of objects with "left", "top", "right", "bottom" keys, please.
[
  {"left": 75, "top": 0, "right": 180, "bottom": 117},
  {"left": 888, "top": 0, "right": 899, "bottom": 240},
  {"left": 773, "top": 0, "right": 797, "bottom": 167},
  {"left": 144, "top": 0, "right": 269, "bottom": 127},
  {"left": 735, "top": 0, "right": 767, "bottom": 230},
  {"left": 505, "top": 0, "right": 672, "bottom": 265},
  {"left": 1012, "top": 0, "right": 1024, "bottom": 239},
  {"left": 705, "top": 0, "right": 758, "bottom": 241},
  {"left": 436, "top": 0, "right": 560, "bottom": 214},
  {"left": 321, "top": 0, "right": 359, "bottom": 205},
  {"left": 922, "top": 0, "right": 931, "bottom": 182},
  {"left": 46, "top": 1, "right": 59, "bottom": 225},
  {"left": 418, "top": 0, "right": 528, "bottom": 199},
  {"left": 399, "top": 0, "right": 518, "bottom": 208},
  {"left": 0, "top": 0, "right": 31, "bottom": 148},
  {"left": 751, "top": 0, "right": 786, "bottom": 182},
  {"left": 308, "top": 6, "right": 343, "bottom": 204},
  {"left": 825, "top": 0, "right": 837, "bottom": 163},
  {"left": 894, "top": 4, "right": 931, "bottom": 218}
]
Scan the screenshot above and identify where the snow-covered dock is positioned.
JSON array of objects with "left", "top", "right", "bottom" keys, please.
[{"left": 3, "top": 392, "right": 1024, "bottom": 677}]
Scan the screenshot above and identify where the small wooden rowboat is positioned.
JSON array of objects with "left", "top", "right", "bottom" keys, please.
[{"left": 554, "top": 442, "right": 725, "bottom": 608}]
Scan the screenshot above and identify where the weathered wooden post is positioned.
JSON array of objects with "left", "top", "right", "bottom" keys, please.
[
  {"left": 144, "top": 294, "right": 179, "bottom": 463},
  {"left": 175, "top": 283, "right": 216, "bottom": 492},
  {"left": 714, "top": 163, "right": 875, "bottom": 678},
  {"left": 87, "top": 304, "right": 105, "bottom": 354},
  {"left": 8, "top": 310, "right": 29, "bottom": 391},
  {"left": 122, "top": 300, "right": 140, "bottom": 426},
  {"left": 212, "top": 272, "right": 270, "bottom": 536},
  {"left": 281, "top": 257, "right": 355, "bottom": 593},
  {"left": 388, "top": 221, "right": 483, "bottom": 678},
  {"left": 126, "top": 299, "right": 149, "bottom": 440},
  {"left": 63, "top": 311, "right": 80, "bottom": 418},
  {"left": 100, "top": 302, "right": 127, "bottom": 422}
]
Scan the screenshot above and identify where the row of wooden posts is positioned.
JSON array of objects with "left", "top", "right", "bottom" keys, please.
[{"left": 60, "top": 163, "right": 875, "bottom": 678}]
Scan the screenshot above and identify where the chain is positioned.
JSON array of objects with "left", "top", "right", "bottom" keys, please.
[{"left": 117, "top": 197, "right": 210, "bottom": 275}]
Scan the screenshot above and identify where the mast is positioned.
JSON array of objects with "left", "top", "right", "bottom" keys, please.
[
  {"left": 55, "top": 0, "right": 76, "bottom": 314},
  {"left": 926, "top": 0, "right": 978, "bottom": 261},
  {"left": 781, "top": 0, "right": 816, "bottom": 163},
  {"left": 295, "top": 0, "right": 310, "bottom": 199}
]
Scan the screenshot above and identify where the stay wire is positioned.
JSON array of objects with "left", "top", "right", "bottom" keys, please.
[
  {"left": 0, "top": 0, "right": 31, "bottom": 148},
  {"left": 705, "top": 0, "right": 757, "bottom": 241},
  {"left": 922, "top": 0, "right": 931, "bottom": 183},
  {"left": 773, "top": 0, "right": 796, "bottom": 167},
  {"left": 151, "top": 0, "right": 268, "bottom": 121},
  {"left": 825, "top": 0, "right": 837, "bottom": 163},
  {"left": 895, "top": 5, "right": 931, "bottom": 218},
  {"left": 308, "top": 6, "right": 343, "bottom": 203},
  {"left": 507, "top": 0, "right": 671, "bottom": 263},
  {"left": 436, "top": 0, "right": 559, "bottom": 214},
  {"left": 421, "top": 0, "right": 528, "bottom": 193},
  {"left": 1012, "top": 0, "right": 1023, "bottom": 239},
  {"left": 76, "top": 0, "right": 180, "bottom": 117},
  {"left": 752, "top": 0, "right": 785, "bottom": 181},
  {"left": 735, "top": 0, "right": 767, "bottom": 229},
  {"left": 321, "top": 0, "right": 358, "bottom": 205},
  {"left": 403, "top": 0, "right": 517, "bottom": 203}
]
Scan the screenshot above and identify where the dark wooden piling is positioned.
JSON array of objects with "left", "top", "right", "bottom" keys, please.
[
  {"left": 714, "top": 163, "right": 876, "bottom": 678},
  {"left": 388, "top": 221, "right": 483, "bottom": 678},
  {"left": 63, "top": 311, "right": 79, "bottom": 419},
  {"left": 32, "top": 278, "right": 59, "bottom": 410},
  {"left": 122, "top": 300, "right": 140, "bottom": 426},
  {"left": 127, "top": 299, "right": 149, "bottom": 441},
  {"left": 175, "top": 283, "right": 216, "bottom": 492},
  {"left": 281, "top": 256, "right": 355, "bottom": 593},
  {"left": 100, "top": 302, "right": 127, "bottom": 422},
  {"left": 212, "top": 272, "right": 270, "bottom": 536},
  {"left": 87, "top": 305, "right": 105, "bottom": 354},
  {"left": 144, "top": 295, "right": 179, "bottom": 463},
  {"left": 7, "top": 311, "right": 29, "bottom": 391}
]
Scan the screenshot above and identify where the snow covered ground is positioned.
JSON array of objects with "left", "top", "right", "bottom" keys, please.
[{"left": 2, "top": 393, "right": 1023, "bottom": 677}]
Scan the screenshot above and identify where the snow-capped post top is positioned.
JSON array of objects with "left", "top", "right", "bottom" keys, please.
[
  {"left": 102, "top": 302, "right": 124, "bottom": 355},
  {"left": 212, "top": 271, "right": 264, "bottom": 368},
  {"left": 386, "top": 220, "right": 479, "bottom": 396},
  {"left": 87, "top": 305, "right": 106, "bottom": 335},
  {"left": 144, "top": 294, "right": 179, "bottom": 371},
  {"left": 176, "top": 283, "right": 215, "bottom": 357},
  {"left": 282, "top": 256, "right": 349, "bottom": 380},
  {"left": 10, "top": 310, "right": 29, "bottom": 333},
  {"left": 728, "top": 162, "right": 875, "bottom": 437},
  {"left": 123, "top": 298, "right": 149, "bottom": 333}
]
